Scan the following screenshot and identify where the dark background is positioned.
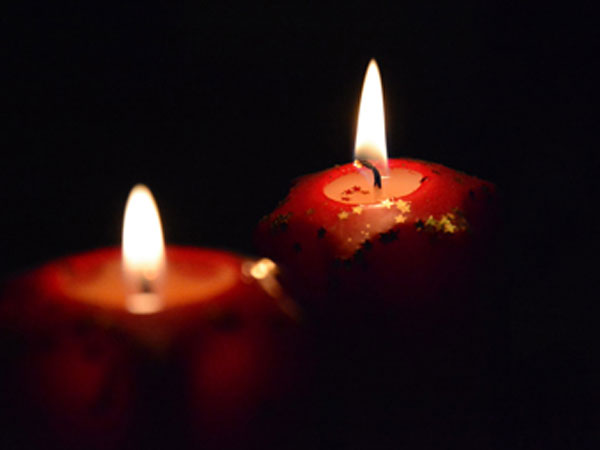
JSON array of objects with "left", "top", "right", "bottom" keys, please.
[{"left": 2, "top": 1, "right": 597, "bottom": 448}]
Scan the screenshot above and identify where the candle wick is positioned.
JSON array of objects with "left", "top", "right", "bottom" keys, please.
[
  {"left": 356, "top": 159, "right": 382, "bottom": 189},
  {"left": 140, "top": 276, "right": 152, "bottom": 294}
]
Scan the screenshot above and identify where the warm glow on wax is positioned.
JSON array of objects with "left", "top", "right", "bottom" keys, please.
[
  {"left": 122, "top": 184, "right": 166, "bottom": 314},
  {"left": 354, "top": 59, "right": 388, "bottom": 169}
]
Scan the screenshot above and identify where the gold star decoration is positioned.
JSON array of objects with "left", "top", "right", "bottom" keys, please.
[
  {"left": 425, "top": 216, "right": 438, "bottom": 228},
  {"left": 419, "top": 213, "right": 464, "bottom": 234},
  {"left": 352, "top": 206, "right": 363, "bottom": 215},
  {"left": 395, "top": 199, "right": 411, "bottom": 213},
  {"left": 338, "top": 211, "right": 349, "bottom": 220},
  {"left": 380, "top": 198, "right": 394, "bottom": 209},
  {"left": 443, "top": 222, "right": 457, "bottom": 233},
  {"left": 394, "top": 214, "right": 407, "bottom": 224},
  {"left": 438, "top": 215, "right": 450, "bottom": 227}
]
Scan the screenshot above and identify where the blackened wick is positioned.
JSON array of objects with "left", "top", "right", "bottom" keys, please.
[{"left": 357, "top": 159, "right": 382, "bottom": 189}]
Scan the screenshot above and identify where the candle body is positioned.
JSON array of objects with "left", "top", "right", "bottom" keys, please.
[
  {"left": 255, "top": 158, "right": 502, "bottom": 445},
  {"left": 0, "top": 247, "right": 307, "bottom": 450},
  {"left": 256, "top": 158, "right": 499, "bottom": 309}
]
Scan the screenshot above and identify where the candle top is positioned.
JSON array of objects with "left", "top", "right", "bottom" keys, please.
[
  {"left": 323, "top": 167, "right": 422, "bottom": 205},
  {"left": 258, "top": 158, "right": 497, "bottom": 260},
  {"left": 52, "top": 247, "right": 240, "bottom": 311}
]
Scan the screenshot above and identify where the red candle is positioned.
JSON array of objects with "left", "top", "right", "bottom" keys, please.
[
  {"left": 0, "top": 185, "right": 305, "bottom": 450},
  {"left": 256, "top": 60, "right": 499, "bottom": 311},
  {"left": 254, "top": 59, "right": 501, "bottom": 446}
]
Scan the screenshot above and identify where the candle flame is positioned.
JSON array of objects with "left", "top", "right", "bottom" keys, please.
[
  {"left": 122, "top": 184, "right": 165, "bottom": 314},
  {"left": 354, "top": 59, "right": 388, "bottom": 170}
]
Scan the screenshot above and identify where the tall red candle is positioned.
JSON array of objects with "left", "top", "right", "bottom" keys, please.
[{"left": 0, "top": 185, "right": 306, "bottom": 450}]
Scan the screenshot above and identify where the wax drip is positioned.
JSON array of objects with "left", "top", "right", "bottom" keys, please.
[{"left": 356, "top": 159, "right": 382, "bottom": 189}]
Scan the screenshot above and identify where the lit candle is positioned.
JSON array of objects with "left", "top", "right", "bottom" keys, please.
[
  {"left": 255, "top": 59, "right": 499, "bottom": 309},
  {"left": 255, "top": 61, "right": 501, "bottom": 446},
  {"left": 0, "top": 185, "right": 304, "bottom": 450}
]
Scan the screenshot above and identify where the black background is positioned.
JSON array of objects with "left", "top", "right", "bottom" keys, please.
[{"left": 2, "top": 1, "right": 597, "bottom": 448}]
